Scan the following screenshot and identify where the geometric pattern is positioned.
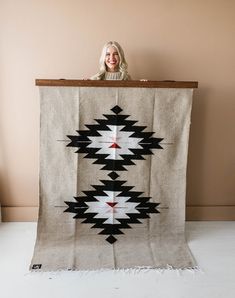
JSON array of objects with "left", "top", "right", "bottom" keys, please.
[
  {"left": 64, "top": 105, "right": 164, "bottom": 244},
  {"left": 64, "top": 174, "right": 160, "bottom": 244},
  {"left": 66, "top": 105, "right": 164, "bottom": 171}
]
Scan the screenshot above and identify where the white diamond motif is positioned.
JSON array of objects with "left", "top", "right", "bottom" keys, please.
[
  {"left": 85, "top": 190, "right": 140, "bottom": 224},
  {"left": 87, "top": 125, "right": 143, "bottom": 160}
]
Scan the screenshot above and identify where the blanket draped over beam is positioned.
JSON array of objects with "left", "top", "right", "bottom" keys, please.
[{"left": 31, "top": 85, "right": 196, "bottom": 271}]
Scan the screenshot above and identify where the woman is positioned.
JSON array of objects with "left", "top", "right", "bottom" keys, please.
[{"left": 90, "top": 41, "right": 131, "bottom": 80}]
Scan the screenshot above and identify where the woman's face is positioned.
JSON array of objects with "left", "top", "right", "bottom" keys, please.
[{"left": 105, "top": 46, "right": 120, "bottom": 72}]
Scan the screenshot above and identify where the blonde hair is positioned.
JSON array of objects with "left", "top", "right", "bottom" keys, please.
[{"left": 91, "top": 41, "right": 131, "bottom": 80}]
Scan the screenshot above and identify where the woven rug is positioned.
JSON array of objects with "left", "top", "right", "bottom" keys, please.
[{"left": 30, "top": 86, "right": 196, "bottom": 271}]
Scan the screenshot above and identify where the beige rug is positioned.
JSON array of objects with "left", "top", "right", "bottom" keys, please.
[{"left": 30, "top": 86, "right": 196, "bottom": 271}]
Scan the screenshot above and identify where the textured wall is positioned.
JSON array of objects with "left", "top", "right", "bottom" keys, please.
[{"left": 0, "top": 0, "right": 234, "bottom": 220}]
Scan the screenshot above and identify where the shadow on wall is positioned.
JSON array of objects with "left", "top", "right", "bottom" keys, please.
[
  {"left": 186, "top": 86, "right": 209, "bottom": 208},
  {"left": 0, "top": 120, "right": 12, "bottom": 214},
  {"left": 0, "top": 174, "right": 3, "bottom": 221}
]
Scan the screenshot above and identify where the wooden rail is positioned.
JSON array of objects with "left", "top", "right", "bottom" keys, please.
[{"left": 35, "top": 79, "right": 198, "bottom": 88}]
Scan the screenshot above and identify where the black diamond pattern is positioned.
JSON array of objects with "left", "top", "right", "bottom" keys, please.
[
  {"left": 111, "top": 105, "right": 123, "bottom": 114},
  {"left": 106, "top": 235, "right": 117, "bottom": 244},
  {"left": 108, "top": 171, "right": 119, "bottom": 180}
]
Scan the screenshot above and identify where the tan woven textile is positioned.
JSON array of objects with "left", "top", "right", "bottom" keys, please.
[{"left": 30, "top": 86, "right": 196, "bottom": 271}]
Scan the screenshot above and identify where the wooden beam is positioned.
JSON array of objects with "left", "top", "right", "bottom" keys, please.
[{"left": 35, "top": 79, "right": 198, "bottom": 88}]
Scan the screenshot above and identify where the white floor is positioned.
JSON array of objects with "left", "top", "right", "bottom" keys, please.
[{"left": 0, "top": 222, "right": 235, "bottom": 298}]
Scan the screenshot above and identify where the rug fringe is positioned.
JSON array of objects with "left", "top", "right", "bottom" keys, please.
[{"left": 28, "top": 265, "right": 203, "bottom": 275}]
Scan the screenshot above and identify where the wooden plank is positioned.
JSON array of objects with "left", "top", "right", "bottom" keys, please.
[
  {"left": 35, "top": 79, "right": 198, "bottom": 88},
  {"left": 2, "top": 206, "right": 235, "bottom": 221}
]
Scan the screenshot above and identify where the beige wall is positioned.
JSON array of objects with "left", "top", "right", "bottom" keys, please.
[{"left": 0, "top": 0, "right": 235, "bottom": 221}]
